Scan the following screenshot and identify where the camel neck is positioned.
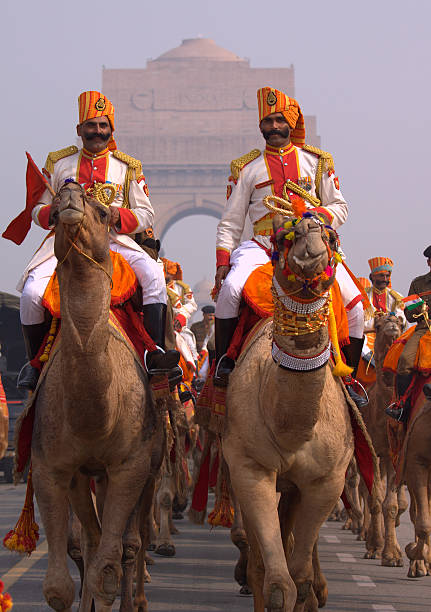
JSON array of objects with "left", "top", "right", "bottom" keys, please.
[{"left": 57, "top": 257, "right": 113, "bottom": 418}]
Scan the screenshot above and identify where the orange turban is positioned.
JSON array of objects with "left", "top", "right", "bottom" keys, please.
[
  {"left": 368, "top": 257, "right": 393, "bottom": 274},
  {"left": 161, "top": 258, "right": 183, "bottom": 281},
  {"left": 257, "top": 87, "right": 305, "bottom": 148},
  {"left": 78, "top": 90, "right": 117, "bottom": 151},
  {"left": 357, "top": 277, "right": 372, "bottom": 289}
]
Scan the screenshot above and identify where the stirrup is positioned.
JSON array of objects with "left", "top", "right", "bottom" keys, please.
[
  {"left": 17, "top": 362, "right": 40, "bottom": 391},
  {"left": 344, "top": 375, "right": 369, "bottom": 408},
  {"left": 385, "top": 401, "right": 405, "bottom": 422},
  {"left": 214, "top": 353, "right": 235, "bottom": 388}
]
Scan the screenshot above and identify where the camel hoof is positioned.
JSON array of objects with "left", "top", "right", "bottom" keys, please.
[
  {"left": 172, "top": 511, "right": 184, "bottom": 519},
  {"left": 356, "top": 533, "right": 366, "bottom": 541},
  {"left": 268, "top": 584, "right": 284, "bottom": 611},
  {"left": 155, "top": 543, "right": 176, "bottom": 557},
  {"left": 144, "top": 569, "right": 152, "bottom": 583},
  {"left": 408, "top": 560, "right": 426, "bottom": 578},
  {"left": 239, "top": 584, "right": 252, "bottom": 596},
  {"left": 145, "top": 553, "right": 155, "bottom": 565},
  {"left": 382, "top": 557, "right": 403, "bottom": 567},
  {"left": 315, "top": 583, "right": 328, "bottom": 608},
  {"left": 47, "top": 597, "right": 67, "bottom": 611},
  {"left": 170, "top": 525, "right": 180, "bottom": 535}
]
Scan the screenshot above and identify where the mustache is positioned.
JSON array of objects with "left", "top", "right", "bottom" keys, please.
[
  {"left": 83, "top": 131, "right": 111, "bottom": 142},
  {"left": 262, "top": 127, "right": 291, "bottom": 140}
]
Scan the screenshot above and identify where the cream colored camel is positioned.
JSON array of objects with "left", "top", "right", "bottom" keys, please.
[
  {"left": 360, "top": 313, "right": 406, "bottom": 565},
  {"left": 31, "top": 182, "right": 164, "bottom": 611},
  {"left": 222, "top": 213, "right": 355, "bottom": 612}
]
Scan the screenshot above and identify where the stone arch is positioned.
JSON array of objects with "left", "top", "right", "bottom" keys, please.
[{"left": 155, "top": 199, "right": 223, "bottom": 241}]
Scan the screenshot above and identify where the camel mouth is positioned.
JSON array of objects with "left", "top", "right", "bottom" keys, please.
[{"left": 59, "top": 209, "right": 84, "bottom": 225}]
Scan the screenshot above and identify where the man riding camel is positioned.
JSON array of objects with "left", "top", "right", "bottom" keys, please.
[
  {"left": 213, "top": 86, "right": 365, "bottom": 406},
  {"left": 162, "top": 258, "right": 197, "bottom": 323},
  {"left": 386, "top": 246, "right": 431, "bottom": 422},
  {"left": 16, "top": 90, "right": 180, "bottom": 389}
]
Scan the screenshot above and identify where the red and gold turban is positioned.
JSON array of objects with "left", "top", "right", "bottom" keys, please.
[
  {"left": 78, "top": 91, "right": 117, "bottom": 151},
  {"left": 161, "top": 258, "right": 183, "bottom": 281},
  {"left": 368, "top": 257, "right": 393, "bottom": 274},
  {"left": 257, "top": 87, "right": 305, "bottom": 148}
]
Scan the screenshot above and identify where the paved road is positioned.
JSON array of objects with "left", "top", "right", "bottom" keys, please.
[{"left": 1, "top": 479, "right": 431, "bottom": 611}]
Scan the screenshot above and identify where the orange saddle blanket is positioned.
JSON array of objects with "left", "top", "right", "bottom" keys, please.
[{"left": 42, "top": 250, "right": 138, "bottom": 317}]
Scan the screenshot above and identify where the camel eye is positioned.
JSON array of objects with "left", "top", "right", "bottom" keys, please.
[{"left": 98, "top": 208, "right": 108, "bottom": 220}]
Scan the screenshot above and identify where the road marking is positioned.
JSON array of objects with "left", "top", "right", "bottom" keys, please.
[
  {"left": 372, "top": 606, "right": 396, "bottom": 611},
  {"left": 323, "top": 535, "right": 340, "bottom": 543},
  {"left": 336, "top": 552, "right": 356, "bottom": 563},
  {"left": 2, "top": 539, "right": 48, "bottom": 589},
  {"left": 352, "top": 574, "right": 376, "bottom": 587}
]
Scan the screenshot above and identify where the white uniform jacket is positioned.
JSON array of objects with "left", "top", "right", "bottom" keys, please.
[
  {"left": 17, "top": 146, "right": 154, "bottom": 291},
  {"left": 216, "top": 143, "right": 348, "bottom": 266}
]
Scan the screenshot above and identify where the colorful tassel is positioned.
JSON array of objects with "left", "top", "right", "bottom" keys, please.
[
  {"left": 328, "top": 300, "right": 353, "bottom": 377},
  {"left": 0, "top": 581, "right": 13, "bottom": 611},
  {"left": 3, "top": 466, "right": 39, "bottom": 555},
  {"left": 208, "top": 465, "right": 234, "bottom": 528},
  {"left": 39, "top": 317, "right": 58, "bottom": 363}
]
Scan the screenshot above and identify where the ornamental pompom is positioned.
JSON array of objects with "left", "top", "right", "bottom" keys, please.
[
  {"left": 0, "top": 580, "right": 13, "bottom": 611},
  {"left": 290, "top": 194, "right": 307, "bottom": 219}
]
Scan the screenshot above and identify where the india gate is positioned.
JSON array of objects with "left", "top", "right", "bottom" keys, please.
[{"left": 102, "top": 37, "right": 320, "bottom": 241}]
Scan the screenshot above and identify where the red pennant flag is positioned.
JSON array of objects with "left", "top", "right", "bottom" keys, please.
[{"left": 2, "top": 152, "right": 49, "bottom": 245}]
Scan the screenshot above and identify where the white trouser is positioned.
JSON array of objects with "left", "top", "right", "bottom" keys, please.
[
  {"left": 214, "top": 240, "right": 365, "bottom": 339},
  {"left": 20, "top": 242, "right": 167, "bottom": 325}
]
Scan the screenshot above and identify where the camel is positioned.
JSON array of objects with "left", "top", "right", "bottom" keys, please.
[
  {"left": 31, "top": 182, "right": 164, "bottom": 611},
  {"left": 222, "top": 211, "right": 356, "bottom": 612},
  {"left": 403, "top": 383, "right": 431, "bottom": 577},
  {"left": 359, "top": 313, "right": 406, "bottom": 565}
]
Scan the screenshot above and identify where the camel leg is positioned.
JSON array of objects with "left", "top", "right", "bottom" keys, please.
[
  {"left": 397, "top": 484, "right": 409, "bottom": 526},
  {"left": 67, "top": 505, "right": 85, "bottom": 594},
  {"left": 32, "top": 463, "right": 75, "bottom": 611},
  {"left": 289, "top": 476, "right": 346, "bottom": 612},
  {"left": 155, "top": 470, "right": 176, "bottom": 557},
  {"left": 230, "top": 492, "right": 250, "bottom": 593},
  {"left": 363, "top": 464, "right": 385, "bottom": 559},
  {"left": 405, "top": 462, "right": 431, "bottom": 577},
  {"left": 226, "top": 456, "right": 296, "bottom": 612},
  {"left": 86, "top": 465, "right": 151, "bottom": 607},
  {"left": 381, "top": 458, "right": 403, "bottom": 567},
  {"left": 119, "top": 498, "right": 142, "bottom": 612},
  {"left": 134, "top": 476, "right": 157, "bottom": 612},
  {"left": 343, "top": 459, "right": 363, "bottom": 535},
  {"left": 68, "top": 472, "right": 104, "bottom": 612},
  {"left": 312, "top": 543, "right": 327, "bottom": 609}
]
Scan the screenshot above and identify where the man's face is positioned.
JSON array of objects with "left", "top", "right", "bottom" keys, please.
[
  {"left": 259, "top": 113, "right": 291, "bottom": 147},
  {"left": 370, "top": 271, "right": 391, "bottom": 291},
  {"left": 203, "top": 313, "right": 215, "bottom": 325},
  {"left": 77, "top": 116, "right": 112, "bottom": 153}
]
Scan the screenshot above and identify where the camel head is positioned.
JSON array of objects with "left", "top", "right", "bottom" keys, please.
[
  {"left": 374, "top": 312, "right": 405, "bottom": 356},
  {"left": 272, "top": 208, "right": 339, "bottom": 298},
  {"left": 52, "top": 181, "right": 112, "bottom": 267}
]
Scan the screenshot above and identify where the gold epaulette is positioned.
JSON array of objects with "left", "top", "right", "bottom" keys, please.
[
  {"left": 176, "top": 280, "right": 191, "bottom": 294},
  {"left": 230, "top": 149, "right": 261, "bottom": 181},
  {"left": 44, "top": 145, "right": 78, "bottom": 174},
  {"left": 389, "top": 289, "right": 404, "bottom": 308},
  {"left": 112, "top": 150, "right": 143, "bottom": 178},
  {"left": 302, "top": 144, "right": 335, "bottom": 198},
  {"left": 112, "top": 150, "right": 143, "bottom": 208}
]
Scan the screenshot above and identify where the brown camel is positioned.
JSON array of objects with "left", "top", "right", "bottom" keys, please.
[
  {"left": 222, "top": 212, "right": 355, "bottom": 612},
  {"left": 360, "top": 313, "right": 406, "bottom": 565},
  {"left": 31, "top": 182, "right": 164, "bottom": 611},
  {"left": 403, "top": 384, "right": 431, "bottom": 577}
]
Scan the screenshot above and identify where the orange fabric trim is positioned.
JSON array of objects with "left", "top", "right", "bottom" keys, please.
[
  {"left": 383, "top": 326, "right": 416, "bottom": 373},
  {"left": 42, "top": 250, "right": 138, "bottom": 318},
  {"left": 242, "top": 262, "right": 349, "bottom": 345},
  {"left": 357, "top": 357, "right": 376, "bottom": 387}
]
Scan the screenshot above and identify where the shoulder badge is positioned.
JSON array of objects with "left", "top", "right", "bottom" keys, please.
[
  {"left": 44, "top": 145, "right": 78, "bottom": 175},
  {"left": 230, "top": 149, "right": 261, "bottom": 182},
  {"left": 112, "top": 150, "right": 143, "bottom": 177},
  {"left": 389, "top": 289, "right": 404, "bottom": 308},
  {"left": 176, "top": 280, "right": 191, "bottom": 294},
  {"left": 302, "top": 144, "right": 335, "bottom": 199}
]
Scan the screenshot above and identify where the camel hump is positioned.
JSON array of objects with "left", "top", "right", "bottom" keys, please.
[
  {"left": 302, "top": 144, "right": 334, "bottom": 173},
  {"left": 112, "top": 150, "right": 143, "bottom": 178},
  {"left": 44, "top": 145, "right": 79, "bottom": 175},
  {"left": 230, "top": 149, "right": 261, "bottom": 181}
]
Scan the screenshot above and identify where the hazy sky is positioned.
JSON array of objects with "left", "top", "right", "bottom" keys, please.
[{"left": 1, "top": 0, "right": 430, "bottom": 297}]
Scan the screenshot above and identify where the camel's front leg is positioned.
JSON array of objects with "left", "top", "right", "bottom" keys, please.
[
  {"left": 381, "top": 457, "right": 403, "bottom": 567},
  {"left": 32, "top": 463, "right": 75, "bottom": 611},
  {"left": 224, "top": 449, "right": 296, "bottom": 612},
  {"left": 405, "top": 460, "right": 431, "bottom": 577},
  {"left": 155, "top": 468, "right": 176, "bottom": 557},
  {"left": 230, "top": 488, "right": 250, "bottom": 593},
  {"left": 86, "top": 462, "right": 151, "bottom": 607}
]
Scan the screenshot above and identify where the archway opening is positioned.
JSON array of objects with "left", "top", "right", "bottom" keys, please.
[{"left": 160, "top": 213, "right": 220, "bottom": 317}]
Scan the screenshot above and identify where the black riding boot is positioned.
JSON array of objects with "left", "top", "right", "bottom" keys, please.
[
  {"left": 342, "top": 336, "right": 368, "bottom": 409},
  {"left": 17, "top": 323, "right": 48, "bottom": 390},
  {"left": 385, "top": 373, "right": 413, "bottom": 422},
  {"left": 214, "top": 317, "right": 238, "bottom": 387},
  {"left": 142, "top": 303, "right": 182, "bottom": 387}
]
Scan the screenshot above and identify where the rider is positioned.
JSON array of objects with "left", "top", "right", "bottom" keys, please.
[
  {"left": 162, "top": 258, "right": 198, "bottom": 323},
  {"left": 386, "top": 246, "right": 431, "bottom": 422},
  {"left": 362, "top": 257, "right": 405, "bottom": 359},
  {"left": 16, "top": 90, "right": 180, "bottom": 389},
  {"left": 213, "top": 86, "right": 365, "bottom": 402}
]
